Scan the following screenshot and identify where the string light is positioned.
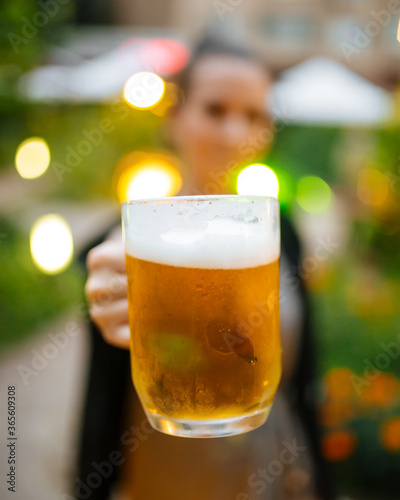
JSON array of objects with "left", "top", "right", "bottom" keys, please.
[
  {"left": 30, "top": 214, "right": 73, "bottom": 274},
  {"left": 123, "top": 72, "right": 165, "bottom": 110},
  {"left": 236, "top": 164, "right": 279, "bottom": 197},
  {"left": 116, "top": 153, "right": 182, "bottom": 202},
  {"left": 15, "top": 137, "right": 50, "bottom": 179}
]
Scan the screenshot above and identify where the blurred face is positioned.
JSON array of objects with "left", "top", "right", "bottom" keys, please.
[{"left": 170, "top": 55, "right": 274, "bottom": 194}]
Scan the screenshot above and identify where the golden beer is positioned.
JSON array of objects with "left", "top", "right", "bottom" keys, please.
[{"left": 122, "top": 195, "right": 281, "bottom": 437}]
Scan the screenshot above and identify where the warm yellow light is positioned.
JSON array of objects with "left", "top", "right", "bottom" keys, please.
[
  {"left": 30, "top": 214, "right": 74, "bottom": 274},
  {"left": 296, "top": 176, "right": 332, "bottom": 213},
  {"left": 236, "top": 164, "right": 279, "bottom": 198},
  {"left": 123, "top": 71, "right": 165, "bottom": 109},
  {"left": 357, "top": 168, "right": 389, "bottom": 207},
  {"left": 150, "top": 83, "right": 179, "bottom": 117},
  {"left": 117, "top": 159, "right": 182, "bottom": 202},
  {"left": 15, "top": 137, "right": 50, "bottom": 179}
]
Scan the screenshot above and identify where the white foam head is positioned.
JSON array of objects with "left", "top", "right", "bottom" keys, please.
[{"left": 123, "top": 196, "right": 280, "bottom": 269}]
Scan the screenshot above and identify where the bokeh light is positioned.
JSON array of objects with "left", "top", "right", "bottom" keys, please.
[
  {"left": 358, "top": 372, "right": 400, "bottom": 409},
  {"left": 30, "top": 214, "right": 74, "bottom": 274},
  {"left": 320, "top": 367, "right": 357, "bottom": 428},
  {"left": 236, "top": 164, "right": 279, "bottom": 197},
  {"left": 381, "top": 417, "right": 400, "bottom": 452},
  {"left": 296, "top": 175, "right": 332, "bottom": 213},
  {"left": 116, "top": 154, "right": 182, "bottom": 202},
  {"left": 118, "top": 38, "right": 190, "bottom": 75},
  {"left": 321, "top": 430, "right": 357, "bottom": 462},
  {"left": 357, "top": 167, "right": 389, "bottom": 207},
  {"left": 324, "top": 367, "right": 355, "bottom": 401},
  {"left": 123, "top": 71, "right": 165, "bottom": 109},
  {"left": 397, "top": 18, "right": 400, "bottom": 43},
  {"left": 138, "top": 38, "right": 190, "bottom": 75},
  {"left": 15, "top": 137, "right": 50, "bottom": 179}
]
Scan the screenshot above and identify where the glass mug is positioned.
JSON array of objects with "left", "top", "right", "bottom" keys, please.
[{"left": 122, "top": 195, "right": 281, "bottom": 438}]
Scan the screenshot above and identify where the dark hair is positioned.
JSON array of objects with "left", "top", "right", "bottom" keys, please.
[{"left": 174, "top": 34, "right": 269, "bottom": 98}]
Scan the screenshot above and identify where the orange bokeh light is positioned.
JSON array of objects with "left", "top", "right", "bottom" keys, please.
[
  {"left": 324, "top": 367, "right": 355, "bottom": 401},
  {"left": 114, "top": 151, "right": 182, "bottom": 203},
  {"left": 321, "top": 430, "right": 357, "bottom": 462},
  {"left": 381, "top": 417, "right": 400, "bottom": 452},
  {"left": 359, "top": 372, "right": 400, "bottom": 409},
  {"left": 357, "top": 168, "right": 389, "bottom": 207}
]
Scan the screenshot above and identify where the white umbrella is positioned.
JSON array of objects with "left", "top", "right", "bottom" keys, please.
[
  {"left": 18, "top": 43, "right": 142, "bottom": 102},
  {"left": 271, "top": 57, "right": 393, "bottom": 125}
]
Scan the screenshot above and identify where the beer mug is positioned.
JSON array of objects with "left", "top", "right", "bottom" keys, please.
[{"left": 122, "top": 195, "right": 281, "bottom": 438}]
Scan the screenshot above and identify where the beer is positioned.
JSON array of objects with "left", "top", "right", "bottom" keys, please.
[{"left": 123, "top": 195, "right": 281, "bottom": 437}]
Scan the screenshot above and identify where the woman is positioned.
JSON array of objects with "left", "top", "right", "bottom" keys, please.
[{"left": 79, "top": 36, "right": 330, "bottom": 500}]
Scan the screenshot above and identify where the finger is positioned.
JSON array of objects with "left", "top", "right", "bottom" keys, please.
[
  {"left": 85, "top": 270, "right": 127, "bottom": 304},
  {"left": 102, "top": 324, "right": 130, "bottom": 350},
  {"left": 87, "top": 240, "right": 126, "bottom": 273},
  {"left": 90, "top": 298, "right": 129, "bottom": 329}
]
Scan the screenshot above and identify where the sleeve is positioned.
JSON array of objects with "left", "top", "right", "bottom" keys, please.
[{"left": 280, "top": 213, "right": 334, "bottom": 500}]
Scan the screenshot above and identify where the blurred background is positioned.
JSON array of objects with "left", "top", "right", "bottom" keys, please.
[{"left": 0, "top": 0, "right": 400, "bottom": 499}]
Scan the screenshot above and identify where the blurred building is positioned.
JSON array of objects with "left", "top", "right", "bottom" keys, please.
[{"left": 75, "top": 0, "right": 400, "bottom": 88}]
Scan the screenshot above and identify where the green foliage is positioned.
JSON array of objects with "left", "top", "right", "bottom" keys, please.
[
  {"left": 312, "top": 260, "right": 400, "bottom": 377},
  {"left": 269, "top": 124, "right": 341, "bottom": 182},
  {"left": 0, "top": 102, "right": 163, "bottom": 196},
  {"left": 0, "top": 0, "right": 75, "bottom": 94}
]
